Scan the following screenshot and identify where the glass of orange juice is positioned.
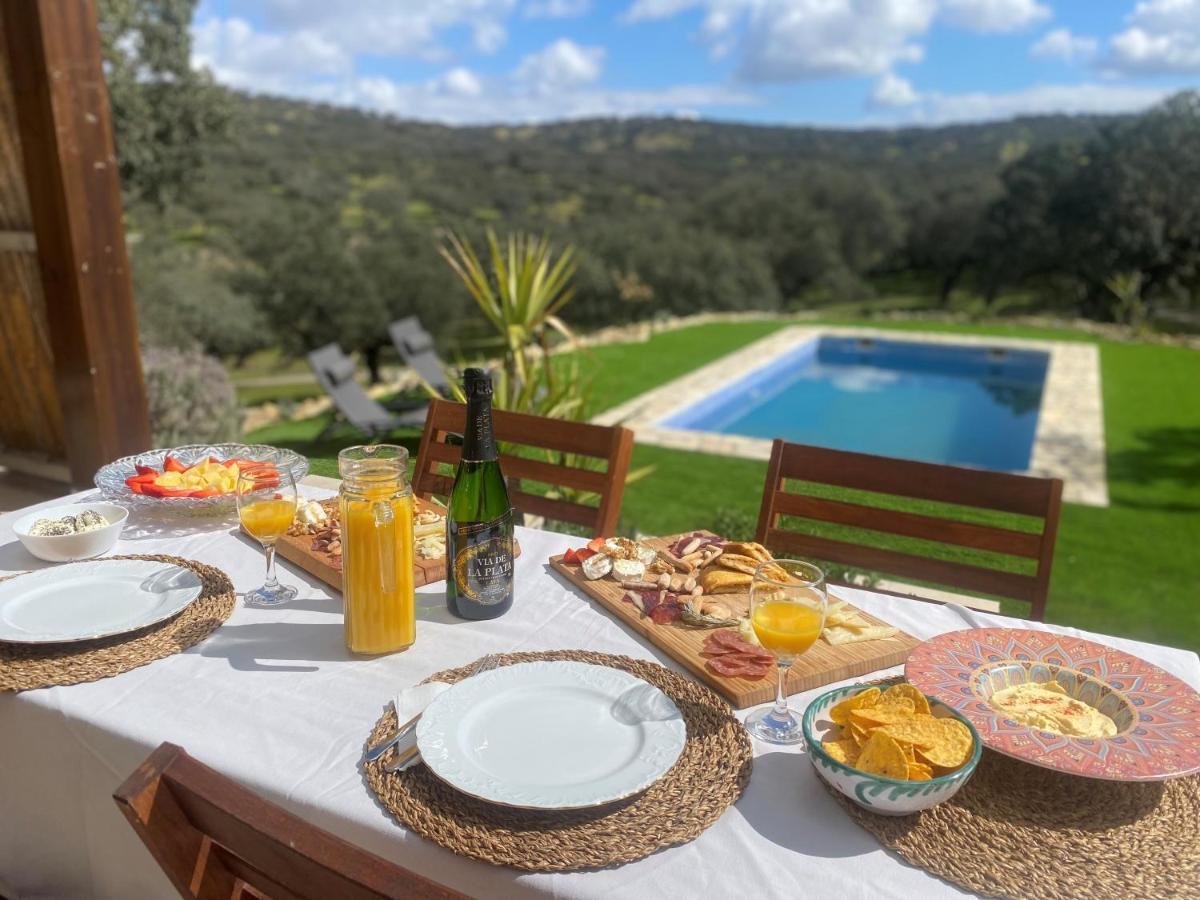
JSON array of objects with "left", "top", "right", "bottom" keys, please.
[
  {"left": 236, "top": 466, "right": 299, "bottom": 606},
  {"left": 744, "top": 559, "right": 827, "bottom": 745}
]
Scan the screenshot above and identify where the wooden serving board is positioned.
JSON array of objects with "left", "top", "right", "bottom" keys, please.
[
  {"left": 275, "top": 498, "right": 521, "bottom": 593},
  {"left": 275, "top": 497, "right": 458, "bottom": 593},
  {"left": 549, "top": 533, "right": 921, "bottom": 709}
]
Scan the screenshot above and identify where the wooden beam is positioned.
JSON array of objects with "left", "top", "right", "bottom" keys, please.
[{"left": 2, "top": 0, "right": 150, "bottom": 486}]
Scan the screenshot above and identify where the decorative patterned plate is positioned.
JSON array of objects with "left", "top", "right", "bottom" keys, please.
[
  {"left": 416, "top": 660, "right": 687, "bottom": 809},
  {"left": 94, "top": 443, "right": 308, "bottom": 516},
  {"left": 906, "top": 628, "right": 1200, "bottom": 782}
]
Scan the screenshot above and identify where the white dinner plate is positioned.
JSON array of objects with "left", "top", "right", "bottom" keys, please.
[
  {"left": 0, "top": 559, "right": 203, "bottom": 644},
  {"left": 416, "top": 661, "right": 687, "bottom": 810}
]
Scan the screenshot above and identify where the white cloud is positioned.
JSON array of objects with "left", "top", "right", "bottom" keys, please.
[
  {"left": 236, "top": 0, "right": 518, "bottom": 59},
  {"left": 939, "top": 0, "right": 1050, "bottom": 33},
  {"left": 1107, "top": 0, "right": 1200, "bottom": 75},
  {"left": 438, "top": 67, "right": 485, "bottom": 97},
  {"left": 739, "top": 0, "right": 935, "bottom": 80},
  {"left": 192, "top": 18, "right": 754, "bottom": 124},
  {"left": 525, "top": 0, "right": 590, "bottom": 16},
  {"left": 870, "top": 72, "right": 920, "bottom": 107},
  {"left": 886, "top": 82, "right": 1170, "bottom": 125},
  {"left": 628, "top": 1, "right": 937, "bottom": 81},
  {"left": 515, "top": 39, "right": 605, "bottom": 93},
  {"left": 1029, "top": 28, "right": 1098, "bottom": 63},
  {"left": 191, "top": 17, "right": 351, "bottom": 94}
]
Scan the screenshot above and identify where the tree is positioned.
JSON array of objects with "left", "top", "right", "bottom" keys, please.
[
  {"left": 907, "top": 183, "right": 994, "bottom": 305},
  {"left": 353, "top": 189, "right": 464, "bottom": 383},
  {"left": 236, "top": 205, "right": 382, "bottom": 363},
  {"left": 99, "top": 0, "right": 229, "bottom": 205}
]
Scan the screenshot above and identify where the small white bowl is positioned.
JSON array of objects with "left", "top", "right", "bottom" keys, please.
[{"left": 12, "top": 503, "right": 129, "bottom": 562}]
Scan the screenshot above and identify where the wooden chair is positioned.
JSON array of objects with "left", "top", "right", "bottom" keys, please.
[
  {"left": 113, "top": 743, "right": 464, "bottom": 900},
  {"left": 412, "top": 399, "right": 635, "bottom": 538},
  {"left": 754, "top": 441, "right": 1063, "bottom": 621}
]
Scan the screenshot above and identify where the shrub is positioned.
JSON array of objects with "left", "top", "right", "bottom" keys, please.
[
  {"left": 710, "top": 506, "right": 758, "bottom": 541},
  {"left": 142, "top": 346, "right": 240, "bottom": 446}
]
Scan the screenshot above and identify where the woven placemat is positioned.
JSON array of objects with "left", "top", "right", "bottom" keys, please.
[
  {"left": 0, "top": 554, "right": 236, "bottom": 692},
  {"left": 363, "top": 650, "right": 752, "bottom": 871},
  {"left": 826, "top": 749, "right": 1200, "bottom": 900}
]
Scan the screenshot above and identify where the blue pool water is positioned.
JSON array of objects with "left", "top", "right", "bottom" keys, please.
[{"left": 660, "top": 336, "right": 1049, "bottom": 471}]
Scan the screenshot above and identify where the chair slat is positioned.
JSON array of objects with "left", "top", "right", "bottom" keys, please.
[
  {"left": 414, "top": 399, "right": 633, "bottom": 537},
  {"left": 424, "top": 440, "right": 609, "bottom": 494},
  {"left": 765, "top": 528, "right": 1039, "bottom": 602},
  {"left": 509, "top": 488, "right": 598, "bottom": 528},
  {"left": 113, "top": 743, "right": 464, "bottom": 900},
  {"left": 426, "top": 401, "right": 617, "bottom": 459},
  {"left": 770, "top": 490, "right": 1044, "bottom": 558},
  {"left": 756, "top": 440, "right": 1062, "bottom": 618},
  {"left": 778, "top": 442, "right": 1054, "bottom": 516}
]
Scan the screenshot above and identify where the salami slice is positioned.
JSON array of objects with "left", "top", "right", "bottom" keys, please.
[{"left": 650, "top": 601, "right": 682, "bottom": 624}]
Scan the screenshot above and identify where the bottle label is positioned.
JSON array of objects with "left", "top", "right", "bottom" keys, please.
[{"left": 451, "top": 511, "right": 514, "bottom": 606}]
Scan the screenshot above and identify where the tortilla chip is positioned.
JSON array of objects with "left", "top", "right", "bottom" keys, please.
[
  {"left": 914, "top": 718, "right": 974, "bottom": 769},
  {"left": 851, "top": 699, "right": 916, "bottom": 725},
  {"left": 856, "top": 731, "right": 910, "bottom": 780},
  {"left": 822, "top": 737, "right": 862, "bottom": 766},
  {"left": 880, "top": 683, "right": 932, "bottom": 716},
  {"left": 907, "top": 762, "right": 933, "bottom": 781},
  {"left": 829, "top": 686, "right": 881, "bottom": 725}
]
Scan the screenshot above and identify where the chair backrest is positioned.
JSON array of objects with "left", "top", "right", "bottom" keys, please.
[
  {"left": 306, "top": 343, "right": 394, "bottom": 432},
  {"left": 754, "top": 441, "right": 1063, "bottom": 620},
  {"left": 114, "top": 743, "right": 463, "bottom": 900},
  {"left": 388, "top": 317, "right": 449, "bottom": 395},
  {"left": 412, "top": 399, "right": 635, "bottom": 537}
]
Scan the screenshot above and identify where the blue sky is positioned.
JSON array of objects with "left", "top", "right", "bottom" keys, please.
[{"left": 192, "top": 1, "right": 1200, "bottom": 126}]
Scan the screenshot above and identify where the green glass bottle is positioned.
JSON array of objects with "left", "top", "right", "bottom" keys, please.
[{"left": 446, "top": 368, "right": 514, "bottom": 619}]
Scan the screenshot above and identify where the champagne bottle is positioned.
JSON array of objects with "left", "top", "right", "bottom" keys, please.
[{"left": 446, "top": 368, "right": 514, "bottom": 619}]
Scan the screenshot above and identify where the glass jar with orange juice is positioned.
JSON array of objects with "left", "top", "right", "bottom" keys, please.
[{"left": 338, "top": 445, "right": 415, "bottom": 655}]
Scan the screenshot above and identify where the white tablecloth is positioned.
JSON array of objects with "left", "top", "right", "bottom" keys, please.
[{"left": 2, "top": 488, "right": 1198, "bottom": 900}]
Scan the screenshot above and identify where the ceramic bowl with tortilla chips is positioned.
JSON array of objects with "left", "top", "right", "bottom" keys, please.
[{"left": 803, "top": 682, "right": 981, "bottom": 816}]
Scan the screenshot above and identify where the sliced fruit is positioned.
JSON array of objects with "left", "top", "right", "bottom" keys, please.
[{"left": 163, "top": 455, "right": 186, "bottom": 473}]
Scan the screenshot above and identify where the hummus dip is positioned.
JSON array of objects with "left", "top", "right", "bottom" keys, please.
[{"left": 990, "top": 681, "right": 1118, "bottom": 738}]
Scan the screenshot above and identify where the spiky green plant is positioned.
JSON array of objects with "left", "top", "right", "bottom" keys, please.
[{"left": 439, "top": 228, "right": 578, "bottom": 396}]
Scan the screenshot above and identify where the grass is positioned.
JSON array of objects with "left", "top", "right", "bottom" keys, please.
[{"left": 247, "top": 318, "right": 1200, "bottom": 651}]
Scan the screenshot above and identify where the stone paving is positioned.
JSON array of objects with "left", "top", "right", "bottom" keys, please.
[{"left": 594, "top": 326, "right": 1108, "bottom": 507}]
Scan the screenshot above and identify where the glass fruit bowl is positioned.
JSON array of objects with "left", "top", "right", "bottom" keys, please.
[{"left": 94, "top": 443, "right": 309, "bottom": 516}]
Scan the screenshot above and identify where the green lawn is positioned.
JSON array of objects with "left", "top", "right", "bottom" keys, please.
[{"left": 248, "top": 319, "right": 1200, "bottom": 651}]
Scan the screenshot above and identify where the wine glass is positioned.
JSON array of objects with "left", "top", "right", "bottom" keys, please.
[
  {"left": 744, "top": 559, "right": 828, "bottom": 745},
  {"left": 236, "top": 466, "right": 298, "bottom": 606}
]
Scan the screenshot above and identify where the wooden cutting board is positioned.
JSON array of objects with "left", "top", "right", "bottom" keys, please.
[
  {"left": 275, "top": 497, "right": 520, "bottom": 593},
  {"left": 276, "top": 497, "right": 444, "bottom": 593},
  {"left": 549, "top": 532, "right": 921, "bottom": 709}
]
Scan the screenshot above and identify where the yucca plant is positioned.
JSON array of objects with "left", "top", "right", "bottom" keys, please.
[{"left": 439, "top": 228, "right": 578, "bottom": 397}]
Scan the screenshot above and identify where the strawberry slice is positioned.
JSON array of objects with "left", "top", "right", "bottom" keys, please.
[
  {"left": 587, "top": 537, "right": 607, "bottom": 553},
  {"left": 576, "top": 548, "right": 598, "bottom": 561},
  {"left": 163, "top": 455, "right": 186, "bottom": 473},
  {"left": 134, "top": 464, "right": 157, "bottom": 476},
  {"left": 562, "top": 548, "right": 579, "bottom": 564}
]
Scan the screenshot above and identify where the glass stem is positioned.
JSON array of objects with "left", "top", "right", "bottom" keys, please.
[
  {"left": 264, "top": 542, "right": 279, "bottom": 589},
  {"left": 774, "top": 661, "right": 791, "bottom": 719}
]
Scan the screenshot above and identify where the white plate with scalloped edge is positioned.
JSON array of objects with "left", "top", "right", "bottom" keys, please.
[
  {"left": 416, "top": 661, "right": 687, "bottom": 810},
  {"left": 0, "top": 559, "right": 202, "bottom": 644}
]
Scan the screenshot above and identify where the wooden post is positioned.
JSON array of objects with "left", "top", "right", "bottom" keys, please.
[{"left": 2, "top": 0, "right": 151, "bottom": 486}]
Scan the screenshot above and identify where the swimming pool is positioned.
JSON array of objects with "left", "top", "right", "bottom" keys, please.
[{"left": 659, "top": 336, "right": 1050, "bottom": 471}]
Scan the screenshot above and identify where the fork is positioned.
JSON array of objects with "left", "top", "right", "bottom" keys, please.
[{"left": 365, "top": 653, "right": 498, "bottom": 768}]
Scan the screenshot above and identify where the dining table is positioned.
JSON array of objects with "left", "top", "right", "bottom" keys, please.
[{"left": 2, "top": 480, "right": 1198, "bottom": 900}]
